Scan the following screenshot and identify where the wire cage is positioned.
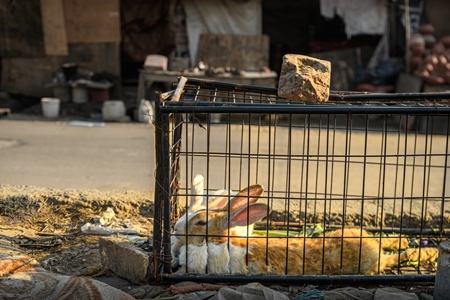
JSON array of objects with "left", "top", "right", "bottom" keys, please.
[{"left": 152, "top": 76, "right": 450, "bottom": 284}]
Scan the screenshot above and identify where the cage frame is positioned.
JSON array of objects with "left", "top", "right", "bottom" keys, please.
[{"left": 152, "top": 76, "right": 450, "bottom": 283}]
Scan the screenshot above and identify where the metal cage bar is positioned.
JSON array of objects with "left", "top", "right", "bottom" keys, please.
[{"left": 153, "top": 77, "right": 450, "bottom": 284}]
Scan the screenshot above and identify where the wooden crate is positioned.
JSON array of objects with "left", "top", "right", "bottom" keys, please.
[{"left": 197, "top": 34, "right": 270, "bottom": 70}]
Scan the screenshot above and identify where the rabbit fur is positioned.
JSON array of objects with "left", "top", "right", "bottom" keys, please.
[
  {"left": 181, "top": 184, "right": 420, "bottom": 275},
  {"left": 171, "top": 174, "right": 228, "bottom": 269},
  {"left": 402, "top": 247, "right": 439, "bottom": 266}
]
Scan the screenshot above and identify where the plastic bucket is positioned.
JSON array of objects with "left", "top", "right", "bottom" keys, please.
[
  {"left": 89, "top": 87, "right": 110, "bottom": 103},
  {"left": 102, "top": 100, "right": 126, "bottom": 121},
  {"left": 41, "top": 97, "right": 60, "bottom": 118}
]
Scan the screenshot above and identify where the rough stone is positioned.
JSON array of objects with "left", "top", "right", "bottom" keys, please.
[
  {"left": 434, "top": 241, "right": 450, "bottom": 300},
  {"left": 278, "top": 54, "right": 331, "bottom": 102},
  {"left": 99, "top": 236, "right": 152, "bottom": 284}
]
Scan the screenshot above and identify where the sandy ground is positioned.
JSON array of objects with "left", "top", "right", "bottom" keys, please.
[
  {"left": 0, "top": 184, "right": 166, "bottom": 298},
  {"left": 0, "top": 184, "right": 439, "bottom": 299}
]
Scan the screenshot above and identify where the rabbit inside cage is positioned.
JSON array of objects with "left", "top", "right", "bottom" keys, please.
[{"left": 155, "top": 79, "right": 449, "bottom": 278}]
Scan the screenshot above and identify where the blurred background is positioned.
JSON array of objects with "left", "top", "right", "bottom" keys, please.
[{"left": 0, "top": 0, "right": 449, "bottom": 120}]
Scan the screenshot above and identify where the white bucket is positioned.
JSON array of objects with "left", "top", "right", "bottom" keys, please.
[
  {"left": 102, "top": 100, "right": 126, "bottom": 121},
  {"left": 72, "top": 86, "right": 88, "bottom": 103},
  {"left": 41, "top": 97, "right": 60, "bottom": 118}
]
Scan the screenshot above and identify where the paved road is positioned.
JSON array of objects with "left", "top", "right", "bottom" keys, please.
[
  {"left": 0, "top": 120, "right": 155, "bottom": 191},
  {"left": 1, "top": 117, "right": 448, "bottom": 219}
]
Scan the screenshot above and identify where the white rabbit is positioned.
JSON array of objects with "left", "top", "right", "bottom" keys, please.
[
  {"left": 175, "top": 243, "right": 208, "bottom": 274},
  {"left": 183, "top": 184, "right": 416, "bottom": 275},
  {"left": 170, "top": 174, "right": 203, "bottom": 269},
  {"left": 174, "top": 183, "right": 264, "bottom": 274},
  {"left": 171, "top": 174, "right": 230, "bottom": 270}
]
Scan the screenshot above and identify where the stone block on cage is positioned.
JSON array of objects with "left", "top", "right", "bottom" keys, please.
[{"left": 278, "top": 54, "right": 331, "bottom": 103}]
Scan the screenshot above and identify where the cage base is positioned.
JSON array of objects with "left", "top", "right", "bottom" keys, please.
[{"left": 160, "top": 274, "right": 435, "bottom": 285}]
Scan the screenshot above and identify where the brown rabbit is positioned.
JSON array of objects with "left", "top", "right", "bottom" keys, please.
[{"left": 184, "top": 185, "right": 407, "bottom": 275}]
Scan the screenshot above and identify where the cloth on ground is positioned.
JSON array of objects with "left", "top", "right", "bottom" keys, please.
[{"left": 323, "top": 287, "right": 419, "bottom": 300}]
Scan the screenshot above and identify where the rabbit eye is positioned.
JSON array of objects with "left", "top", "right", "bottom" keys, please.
[{"left": 195, "top": 220, "right": 207, "bottom": 226}]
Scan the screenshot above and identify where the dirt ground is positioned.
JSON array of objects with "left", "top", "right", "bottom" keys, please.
[
  {"left": 0, "top": 184, "right": 437, "bottom": 299},
  {"left": 0, "top": 184, "right": 173, "bottom": 298}
]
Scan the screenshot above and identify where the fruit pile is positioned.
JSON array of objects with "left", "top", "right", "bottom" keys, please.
[{"left": 410, "top": 23, "right": 450, "bottom": 85}]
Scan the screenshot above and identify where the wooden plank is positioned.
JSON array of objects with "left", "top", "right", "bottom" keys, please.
[
  {"left": 63, "top": 0, "right": 120, "bottom": 43},
  {"left": 197, "top": 34, "right": 270, "bottom": 70},
  {"left": 40, "top": 0, "right": 68, "bottom": 56},
  {"left": 0, "top": 0, "right": 45, "bottom": 56}
]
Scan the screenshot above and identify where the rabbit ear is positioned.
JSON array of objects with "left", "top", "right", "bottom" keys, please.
[
  {"left": 229, "top": 184, "right": 264, "bottom": 211},
  {"left": 206, "top": 189, "right": 230, "bottom": 210},
  {"left": 189, "top": 174, "right": 204, "bottom": 211},
  {"left": 224, "top": 203, "right": 269, "bottom": 228}
]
